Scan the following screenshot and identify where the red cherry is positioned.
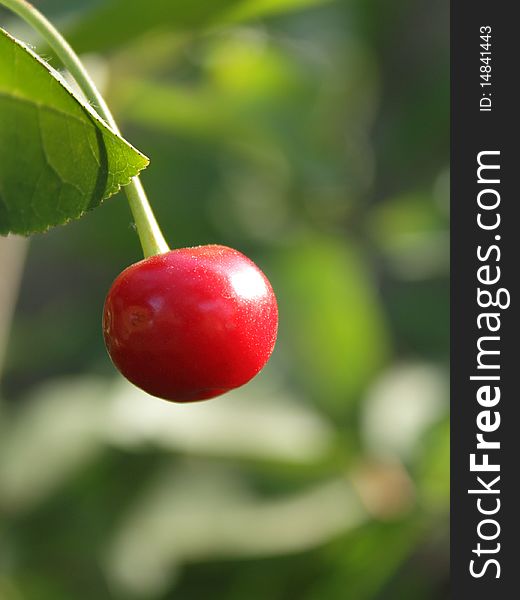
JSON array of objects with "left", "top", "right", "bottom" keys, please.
[{"left": 102, "top": 245, "right": 278, "bottom": 402}]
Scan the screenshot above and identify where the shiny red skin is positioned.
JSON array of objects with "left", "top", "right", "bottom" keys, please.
[{"left": 103, "top": 245, "right": 278, "bottom": 402}]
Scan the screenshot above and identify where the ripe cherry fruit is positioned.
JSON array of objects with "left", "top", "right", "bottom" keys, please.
[{"left": 103, "top": 245, "right": 278, "bottom": 402}]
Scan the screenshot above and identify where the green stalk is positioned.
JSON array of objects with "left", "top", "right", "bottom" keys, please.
[{"left": 0, "top": 0, "right": 169, "bottom": 257}]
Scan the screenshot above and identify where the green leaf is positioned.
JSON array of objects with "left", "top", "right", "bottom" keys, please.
[
  {"left": 0, "top": 28, "right": 148, "bottom": 236},
  {"left": 65, "top": 0, "right": 333, "bottom": 54}
]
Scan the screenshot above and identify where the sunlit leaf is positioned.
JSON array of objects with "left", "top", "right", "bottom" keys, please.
[{"left": 0, "top": 28, "right": 148, "bottom": 235}]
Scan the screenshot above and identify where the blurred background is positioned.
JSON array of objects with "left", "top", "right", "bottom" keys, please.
[{"left": 0, "top": 0, "right": 449, "bottom": 598}]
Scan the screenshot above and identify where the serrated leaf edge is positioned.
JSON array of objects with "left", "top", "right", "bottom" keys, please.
[
  {"left": 0, "top": 27, "right": 150, "bottom": 236},
  {"left": 0, "top": 27, "right": 149, "bottom": 166}
]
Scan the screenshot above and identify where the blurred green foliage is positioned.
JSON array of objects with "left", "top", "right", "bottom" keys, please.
[{"left": 0, "top": 0, "right": 449, "bottom": 598}]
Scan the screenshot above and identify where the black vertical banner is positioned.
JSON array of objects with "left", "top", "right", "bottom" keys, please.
[{"left": 452, "top": 1, "right": 518, "bottom": 596}]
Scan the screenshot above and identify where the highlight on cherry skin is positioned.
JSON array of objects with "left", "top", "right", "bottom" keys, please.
[{"left": 102, "top": 245, "right": 278, "bottom": 402}]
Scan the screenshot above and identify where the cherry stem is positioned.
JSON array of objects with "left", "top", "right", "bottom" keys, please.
[{"left": 0, "top": 0, "right": 170, "bottom": 257}]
